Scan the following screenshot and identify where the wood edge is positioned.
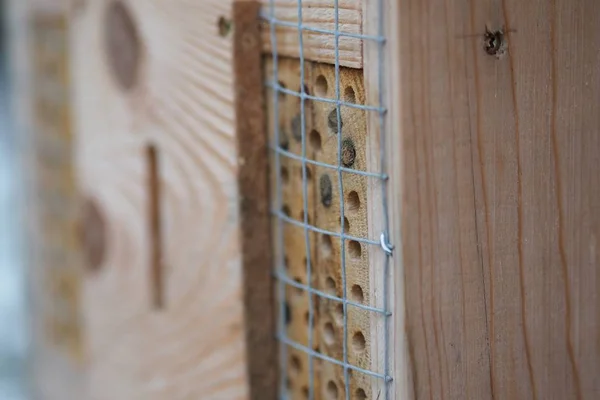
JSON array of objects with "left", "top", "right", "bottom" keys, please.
[
  {"left": 233, "top": 2, "right": 278, "bottom": 399},
  {"left": 362, "top": 0, "right": 411, "bottom": 399},
  {"left": 361, "top": 1, "right": 390, "bottom": 398},
  {"left": 385, "top": 0, "right": 412, "bottom": 398}
]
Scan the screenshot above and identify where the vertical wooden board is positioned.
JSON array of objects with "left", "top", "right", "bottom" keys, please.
[
  {"left": 310, "top": 63, "right": 374, "bottom": 400},
  {"left": 71, "top": 1, "right": 249, "bottom": 398},
  {"left": 234, "top": 2, "right": 277, "bottom": 398},
  {"left": 396, "top": 0, "right": 600, "bottom": 398},
  {"left": 28, "top": 12, "right": 88, "bottom": 400}
]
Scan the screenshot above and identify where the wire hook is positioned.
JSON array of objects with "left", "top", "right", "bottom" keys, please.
[{"left": 380, "top": 232, "right": 394, "bottom": 256}]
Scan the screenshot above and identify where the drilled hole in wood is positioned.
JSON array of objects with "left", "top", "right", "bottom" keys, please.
[
  {"left": 323, "top": 322, "right": 335, "bottom": 345},
  {"left": 320, "top": 174, "right": 333, "bottom": 207},
  {"left": 105, "top": 0, "right": 142, "bottom": 91},
  {"left": 325, "top": 276, "right": 336, "bottom": 295},
  {"left": 342, "top": 216, "right": 350, "bottom": 233},
  {"left": 284, "top": 256, "right": 289, "bottom": 270},
  {"left": 304, "top": 310, "right": 310, "bottom": 324},
  {"left": 301, "top": 165, "right": 312, "bottom": 181},
  {"left": 348, "top": 240, "right": 362, "bottom": 260},
  {"left": 327, "top": 109, "right": 343, "bottom": 134},
  {"left": 334, "top": 303, "right": 343, "bottom": 324},
  {"left": 82, "top": 198, "right": 106, "bottom": 272},
  {"left": 282, "top": 204, "right": 291, "bottom": 217},
  {"left": 347, "top": 191, "right": 360, "bottom": 212},
  {"left": 279, "top": 130, "right": 290, "bottom": 151},
  {"left": 321, "top": 234, "right": 333, "bottom": 257},
  {"left": 290, "top": 354, "right": 302, "bottom": 374},
  {"left": 355, "top": 388, "right": 367, "bottom": 400},
  {"left": 217, "top": 16, "right": 232, "bottom": 37},
  {"left": 277, "top": 81, "right": 288, "bottom": 102},
  {"left": 293, "top": 277, "right": 304, "bottom": 296},
  {"left": 302, "top": 386, "right": 309, "bottom": 399},
  {"left": 315, "top": 74, "right": 328, "bottom": 97},
  {"left": 291, "top": 114, "right": 302, "bottom": 142},
  {"left": 352, "top": 331, "right": 366, "bottom": 352},
  {"left": 310, "top": 129, "right": 322, "bottom": 151},
  {"left": 298, "top": 84, "right": 310, "bottom": 97},
  {"left": 299, "top": 210, "right": 310, "bottom": 224},
  {"left": 281, "top": 166, "right": 289, "bottom": 184},
  {"left": 327, "top": 380, "right": 339, "bottom": 399},
  {"left": 351, "top": 284, "right": 364, "bottom": 303},
  {"left": 285, "top": 301, "right": 292, "bottom": 325},
  {"left": 344, "top": 86, "right": 356, "bottom": 103}
]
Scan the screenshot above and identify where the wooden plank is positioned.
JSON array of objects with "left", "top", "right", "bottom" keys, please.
[
  {"left": 310, "top": 63, "right": 376, "bottom": 400},
  {"left": 233, "top": 2, "right": 278, "bottom": 399},
  {"left": 361, "top": 2, "right": 399, "bottom": 399},
  {"left": 261, "top": 0, "right": 363, "bottom": 68},
  {"left": 71, "top": 0, "right": 250, "bottom": 398},
  {"left": 395, "top": 0, "right": 600, "bottom": 398},
  {"left": 27, "top": 11, "right": 88, "bottom": 400}
]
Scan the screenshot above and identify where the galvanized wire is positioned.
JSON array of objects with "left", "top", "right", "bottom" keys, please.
[{"left": 263, "top": 1, "right": 392, "bottom": 398}]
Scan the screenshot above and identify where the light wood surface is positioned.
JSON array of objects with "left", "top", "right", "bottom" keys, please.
[
  {"left": 261, "top": 0, "right": 363, "bottom": 68},
  {"left": 395, "top": 0, "right": 600, "bottom": 398},
  {"left": 71, "top": 0, "right": 249, "bottom": 398},
  {"left": 17, "top": 3, "right": 89, "bottom": 398}
]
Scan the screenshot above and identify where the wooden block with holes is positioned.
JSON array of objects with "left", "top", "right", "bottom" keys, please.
[
  {"left": 266, "top": 57, "right": 381, "bottom": 399},
  {"left": 266, "top": 57, "right": 319, "bottom": 399},
  {"left": 29, "top": 13, "right": 87, "bottom": 400}
]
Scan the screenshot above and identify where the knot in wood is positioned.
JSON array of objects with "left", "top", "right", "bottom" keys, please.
[{"left": 105, "top": 0, "right": 142, "bottom": 91}]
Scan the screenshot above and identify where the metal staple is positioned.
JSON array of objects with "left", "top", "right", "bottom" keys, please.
[{"left": 264, "top": 0, "right": 393, "bottom": 398}]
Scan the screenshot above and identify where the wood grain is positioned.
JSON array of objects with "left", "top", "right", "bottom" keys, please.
[
  {"left": 261, "top": 0, "right": 363, "bottom": 68},
  {"left": 396, "top": 0, "right": 600, "bottom": 398},
  {"left": 71, "top": 0, "right": 249, "bottom": 398}
]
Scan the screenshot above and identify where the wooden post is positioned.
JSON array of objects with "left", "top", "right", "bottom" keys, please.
[
  {"left": 393, "top": 0, "right": 600, "bottom": 398},
  {"left": 70, "top": 0, "right": 251, "bottom": 398}
]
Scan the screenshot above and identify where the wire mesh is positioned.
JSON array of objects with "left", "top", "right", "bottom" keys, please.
[{"left": 262, "top": 1, "right": 392, "bottom": 398}]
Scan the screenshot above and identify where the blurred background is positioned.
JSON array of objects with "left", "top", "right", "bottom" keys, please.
[{"left": 0, "top": 0, "right": 29, "bottom": 398}]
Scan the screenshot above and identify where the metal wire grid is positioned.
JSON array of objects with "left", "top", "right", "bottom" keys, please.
[{"left": 262, "top": 0, "right": 392, "bottom": 398}]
